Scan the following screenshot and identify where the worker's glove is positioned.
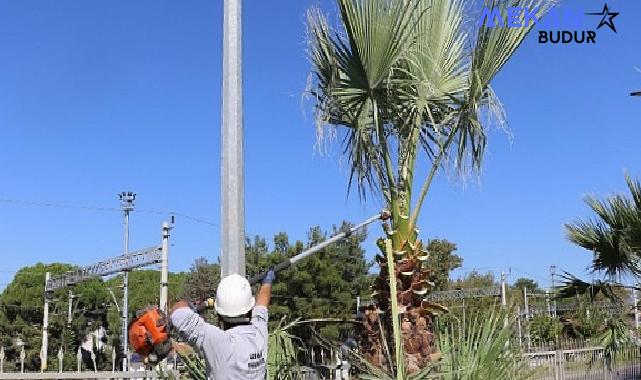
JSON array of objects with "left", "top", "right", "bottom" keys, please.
[
  {"left": 263, "top": 269, "right": 276, "bottom": 285},
  {"left": 189, "top": 298, "right": 215, "bottom": 312}
]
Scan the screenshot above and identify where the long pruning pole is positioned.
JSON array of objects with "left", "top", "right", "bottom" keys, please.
[
  {"left": 248, "top": 210, "right": 391, "bottom": 285},
  {"left": 196, "top": 210, "right": 390, "bottom": 312}
]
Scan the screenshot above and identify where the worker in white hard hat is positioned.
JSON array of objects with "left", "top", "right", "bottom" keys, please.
[{"left": 169, "top": 270, "right": 275, "bottom": 380}]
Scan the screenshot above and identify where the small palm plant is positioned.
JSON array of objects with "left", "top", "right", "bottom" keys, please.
[
  {"left": 436, "top": 311, "right": 528, "bottom": 380},
  {"left": 267, "top": 318, "right": 305, "bottom": 380},
  {"left": 306, "top": 0, "right": 552, "bottom": 374}
]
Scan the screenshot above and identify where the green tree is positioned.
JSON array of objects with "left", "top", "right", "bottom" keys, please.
[
  {"left": 0, "top": 264, "right": 189, "bottom": 371},
  {"left": 246, "top": 224, "right": 372, "bottom": 342},
  {"left": 509, "top": 277, "right": 539, "bottom": 309},
  {"left": 451, "top": 271, "right": 497, "bottom": 290},
  {"left": 306, "top": 0, "right": 552, "bottom": 374},
  {"left": 423, "top": 239, "right": 462, "bottom": 291},
  {"left": 179, "top": 258, "right": 219, "bottom": 303},
  {"left": 513, "top": 278, "right": 539, "bottom": 293},
  {"left": 0, "top": 263, "right": 114, "bottom": 371},
  {"left": 529, "top": 315, "right": 563, "bottom": 345}
]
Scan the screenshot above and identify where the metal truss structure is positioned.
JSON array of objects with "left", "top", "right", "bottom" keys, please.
[
  {"left": 45, "top": 246, "right": 162, "bottom": 292},
  {"left": 423, "top": 286, "right": 501, "bottom": 302},
  {"left": 532, "top": 301, "right": 624, "bottom": 314}
]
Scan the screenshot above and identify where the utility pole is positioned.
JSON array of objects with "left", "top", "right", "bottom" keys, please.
[
  {"left": 41, "top": 272, "right": 50, "bottom": 372},
  {"left": 516, "top": 306, "right": 523, "bottom": 348},
  {"left": 549, "top": 265, "right": 557, "bottom": 317},
  {"left": 221, "top": 0, "right": 245, "bottom": 277},
  {"left": 546, "top": 290, "right": 552, "bottom": 316},
  {"left": 119, "top": 191, "right": 135, "bottom": 371},
  {"left": 159, "top": 222, "right": 171, "bottom": 314},
  {"left": 67, "top": 290, "right": 74, "bottom": 325},
  {"left": 634, "top": 287, "right": 640, "bottom": 330},
  {"left": 500, "top": 271, "right": 507, "bottom": 307},
  {"left": 523, "top": 287, "right": 529, "bottom": 319}
]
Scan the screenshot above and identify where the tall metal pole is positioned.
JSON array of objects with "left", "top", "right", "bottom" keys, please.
[
  {"left": 123, "top": 212, "right": 129, "bottom": 370},
  {"left": 67, "top": 290, "right": 73, "bottom": 325},
  {"left": 500, "top": 271, "right": 507, "bottom": 307},
  {"left": 550, "top": 265, "right": 557, "bottom": 317},
  {"left": 546, "top": 290, "right": 551, "bottom": 316},
  {"left": 516, "top": 306, "right": 523, "bottom": 348},
  {"left": 41, "top": 272, "right": 50, "bottom": 372},
  {"left": 119, "top": 192, "right": 135, "bottom": 371},
  {"left": 523, "top": 287, "right": 529, "bottom": 319},
  {"left": 221, "top": 0, "right": 245, "bottom": 277},
  {"left": 634, "top": 287, "right": 639, "bottom": 330},
  {"left": 159, "top": 222, "right": 170, "bottom": 314}
]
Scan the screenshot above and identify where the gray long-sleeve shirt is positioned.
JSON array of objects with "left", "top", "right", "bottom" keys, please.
[{"left": 171, "top": 306, "right": 268, "bottom": 380}]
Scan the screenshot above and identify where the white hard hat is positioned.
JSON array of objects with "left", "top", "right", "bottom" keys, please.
[{"left": 214, "top": 274, "right": 256, "bottom": 317}]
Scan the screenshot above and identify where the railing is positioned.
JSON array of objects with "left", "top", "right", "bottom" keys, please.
[
  {"left": 0, "top": 370, "right": 178, "bottom": 379},
  {"left": 526, "top": 345, "right": 641, "bottom": 380},
  {"left": 0, "top": 345, "right": 179, "bottom": 379}
]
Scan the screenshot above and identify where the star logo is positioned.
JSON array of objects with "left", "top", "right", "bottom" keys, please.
[{"left": 586, "top": 4, "right": 620, "bottom": 33}]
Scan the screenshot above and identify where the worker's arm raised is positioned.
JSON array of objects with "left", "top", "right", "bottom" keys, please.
[
  {"left": 170, "top": 302, "right": 224, "bottom": 351},
  {"left": 255, "top": 270, "right": 275, "bottom": 307}
]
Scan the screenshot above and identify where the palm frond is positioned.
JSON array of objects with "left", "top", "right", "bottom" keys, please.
[
  {"left": 565, "top": 176, "right": 641, "bottom": 277},
  {"left": 596, "top": 317, "right": 631, "bottom": 369},
  {"left": 307, "top": 0, "right": 420, "bottom": 200},
  {"left": 555, "top": 271, "right": 621, "bottom": 302},
  {"left": 435, "top": 310, "right": 528, "bottom": 380},
  {"left": 450, "top": 0, "right": 554, "bottom": 173}
]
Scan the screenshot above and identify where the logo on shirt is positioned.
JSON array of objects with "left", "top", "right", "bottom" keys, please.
[{"left": 248, "top": 351, "right": 265, "bottom": 370}]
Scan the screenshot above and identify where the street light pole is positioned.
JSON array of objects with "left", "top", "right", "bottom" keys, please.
[
  {"left": 119, "top": 191, "right": 135, "bottom": 371},
  {"left": 549, "top": 265, "right": 557, "bottom": 317},
  {"left": 221, "top": 0, "right": 245, "bottom": 278}
]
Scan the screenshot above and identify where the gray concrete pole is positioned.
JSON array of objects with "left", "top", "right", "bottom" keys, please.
[
  {"left": 500, "top": 271, "right": 507, "bottom": 307},
  {"left": 523, "top": 287, "right": 529, "bottom": 318},
  {"left": 550, "top": 265, "right": 557, "bottom": 317},
  {"left": 516, "top": 306, "right": 523, "bottom": 348},
  {"left": 67, "top": 290, "right": 73, "bottom": 325},
  {"left": 546, "top": 290, "right": 551, "bottom": 316},
  {"left": 221, "top": 0, "right": 245, "bottom": 277},
  {"left": 41, "top": 272, "right": 50, "bottom": 372},
  {"left": 159, "top": 222, "right": 170, "bottom": 314}
]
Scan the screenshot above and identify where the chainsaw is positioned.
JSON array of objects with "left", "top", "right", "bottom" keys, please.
[{"left": 128, "top": 210, "right": 390, "bottom": 363}]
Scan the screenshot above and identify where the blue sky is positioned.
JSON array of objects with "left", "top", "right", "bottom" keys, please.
[{"left": 0, "top": 0, "right": 640, "bottom": 290}]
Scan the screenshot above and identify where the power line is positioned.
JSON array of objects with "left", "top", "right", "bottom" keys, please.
[
  {"left": 271, "top": 294, "right": 354, "bottom": 304},
  {"left": 0, "top": 198, "right": 220, "bottom": 228}
]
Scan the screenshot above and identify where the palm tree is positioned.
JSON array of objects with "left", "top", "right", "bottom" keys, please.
[
  {"left": 565, "top": 175, "right": 641, "bottom": 282},
  {"left": 306, "top": 0, "right": 551, "bottom": 375},
  {"left": 557, "top": 175, "right": 641, "bottom": 363}
]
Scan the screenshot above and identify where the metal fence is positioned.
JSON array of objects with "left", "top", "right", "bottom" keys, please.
[
  {"left": 0, "top": 345, "right": 179, "bottom": 379},
  {"left": 526, "top": 346, "right": 641, "bottom": 380},
  {"left": 0, "top": 370, "right": 178, "bottom": 379}
]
